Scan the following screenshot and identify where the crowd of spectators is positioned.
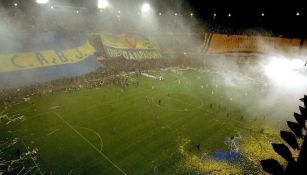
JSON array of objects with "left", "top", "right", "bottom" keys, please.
[{"left": 0, "top": 54, "right": 204, "bottom": 106}]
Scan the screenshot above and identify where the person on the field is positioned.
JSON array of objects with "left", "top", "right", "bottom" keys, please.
[
  {"left": 196, "top": 144, "right": 200, "bottom": 150},
  {"left": 225, "top": 135, "right": 240, "bottom": 153},
  {"left": 16, "top": 148, "right": 21, "bottom": 158},
  {"left": 229, "top": 136, "right": 239, "bottom": 152},
  {"left": 153, "top": 166, "right": 158, "bottom": 174},
  {"left": 158, "top": 99, "right": 161, "bottom": 105},
  {"left": 112, "top": 127, "right": 117, "bottom": 135}
]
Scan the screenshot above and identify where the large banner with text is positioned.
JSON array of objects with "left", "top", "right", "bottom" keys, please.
[
  {"left": 0, "top": 42, "right": 96, "bottom": 73},
  {"left": 100, "top": 33, "right": 163, "bottom": 59},
  {"left": 202, "top": 33, "right": 301, "bottom": 56}
]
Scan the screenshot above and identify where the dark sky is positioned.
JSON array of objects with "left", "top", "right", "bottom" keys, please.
[
  {"left": 186, "top": 0, "right": 307, "bottom": 37},
  {"left": 1, "top": 0, "right": 306, "bottom": 37},
  {"left": 2, "top": 0, "right": 306, "bottom": 15}
]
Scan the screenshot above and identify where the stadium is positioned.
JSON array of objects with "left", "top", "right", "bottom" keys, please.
[{"left": 0, "top": 0, "right": 307, "bottom": 174}]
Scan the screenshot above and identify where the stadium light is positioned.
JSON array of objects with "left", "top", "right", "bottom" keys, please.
[
  {"left": 76, "top": 10, "right": 79, "bottom": 14},
  {"left": 98, "top": 0, "right": 109, "bottom": 9},
  {"left": 118, "top": 10, "right": 121, "bottom": 14},
  {"left": 261, "top": 13, "right": 265, "bottom": 17},
  {"left": 296, "top": 12, "right": 300, "bottom": 16},
  {"left": 141, "top": 3, "right": 150, "bottom": 13},
  {"left": 175, "top": 13, "right": 178, "bottom": 16},
  {"left": 14, "top": 3, "right": 18, "bottom": 7},
  {"left": 213, "top": 13, "right": 217, "bottom": 19},
  {"left": 36, "top": 0, "right": 49, "bottom": 4},
  {"left": 159, "top": 12, "right": 162, "bottom": 16},
  {"left": 190, "top": 13, "right": 193, "bottom": 17},
  {"left": 228, "top": 13, "right": 231, "bottom": 17},
  {"left": 50, "top": 5, "right": 54, "bottom": 9}
]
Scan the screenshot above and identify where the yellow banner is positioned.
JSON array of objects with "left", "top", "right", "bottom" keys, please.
[
  {"left": 100, "top": 33, "right": 160, "bottom": 49},
  {"left": 207, "top": 34, "right": 301, "bottom": 55},
  {"left": 99, "top": 33, "right": 163, "bottom": 59},
  {"left": 0, "top": 42, "right": 96, "bottom": 73}
]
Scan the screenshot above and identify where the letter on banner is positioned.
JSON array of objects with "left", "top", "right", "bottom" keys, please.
[
  {"left": 36, "top": 52, "right": 49, "bottom": 66},
  {"left": 56, "top": 51, "right": 69, "bottom": 63},
  {"left": 11, "top": 55, "right": 27, "bottom": 68}
]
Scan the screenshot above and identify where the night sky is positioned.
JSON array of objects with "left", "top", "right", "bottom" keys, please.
[{"left": 1, "top": 0, "right": 307, "bottom": 37}]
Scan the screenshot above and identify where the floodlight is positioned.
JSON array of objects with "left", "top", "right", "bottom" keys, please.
[
  {"left": 141, "top": 3, "right": 150, "bottom": 13},
  {"left": 98, "top": 0, "right": 109, "bottom": 9},
  {"left": 36, "top": 0, "right": 49, "bottom": 4}
]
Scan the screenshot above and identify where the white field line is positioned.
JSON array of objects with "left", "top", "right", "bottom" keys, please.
[{"left": 52, "top": 111, "right": 127, "bottom": 175}]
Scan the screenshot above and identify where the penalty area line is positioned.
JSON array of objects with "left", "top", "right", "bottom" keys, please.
[{"left": 51, "top": 111, "right": 127, "bottom": 175}]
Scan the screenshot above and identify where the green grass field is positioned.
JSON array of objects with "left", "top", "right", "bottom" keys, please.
[{"left": 0, "top": 68, "right": 283, "bottom": 174}]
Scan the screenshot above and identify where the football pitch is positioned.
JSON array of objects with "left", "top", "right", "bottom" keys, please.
[{"left": 0, "top": 68, "right": 283, "bottom": 174}]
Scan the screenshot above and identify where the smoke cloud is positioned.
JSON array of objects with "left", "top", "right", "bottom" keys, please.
[{"left": 1, "top": 1, "right": 306, "bottom": 126}]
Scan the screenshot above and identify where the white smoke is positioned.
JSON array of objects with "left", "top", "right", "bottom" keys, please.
[{"left": 208, "top": 39, "right": 307, "bottom": 125}]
